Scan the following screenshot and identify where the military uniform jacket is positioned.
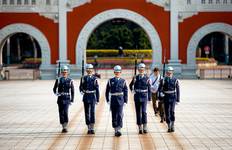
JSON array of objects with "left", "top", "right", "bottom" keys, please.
[
  {"left": 158, "top": 77, "right": 180, "bottom": 102},
  {"left": 79, "top": 75, "right": 100, "bottom": 103},
  {"left": 53, "top": 77, "right": 74, "bottom": 104},
  {"left": 129, "top": 74, "right": 151, "bottom": 102},
  {"left": 105, "top": 77, "right": 128, "bottom": 106}
]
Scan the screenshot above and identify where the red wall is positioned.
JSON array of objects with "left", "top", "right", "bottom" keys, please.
[
  {"left": 67, "top": 0, "right": 170, "bottom": 64},
  {"left": 179, "top": 12, "right": 232, "bottom": 64},
  {"left": 0, "top": 13, "right": 58, "bottom": 64}
]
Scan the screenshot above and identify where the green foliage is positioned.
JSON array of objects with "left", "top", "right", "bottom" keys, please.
[{"left": 87, "top": 19, "right": 151, "bottom": 49}]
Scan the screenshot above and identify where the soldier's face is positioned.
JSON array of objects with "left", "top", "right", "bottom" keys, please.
[
  {"left": 86, "top": 69, "right": 93, "bottom": 75},
  {"left": 139, "top": 68, "right": 145, "bottom": 74},
  {"left": 166, "top": 71, "right": 173, "bottom": 77},
  {"left": 62, "top": 71, "right": 68, "bottom": 77},
  {"left": 114, "top": 71, "right": 121, "bottom": 77}
]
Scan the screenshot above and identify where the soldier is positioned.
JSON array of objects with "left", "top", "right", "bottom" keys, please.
[
  {"left": 158, "top": 66, "right": 180, "bottom": 132},
  {"left": 79, "top": 64, "right": 100, "bottom": 134},
  {"left": 129, "top": 63, "right": 151, "bottom": 134},
  {"left": 105, "top": 65, "right": 128, "bottom": 137},
  {"left": 149, "top": 67, "right": 165, "bottom": 123},
  {"left": 53, "top": 65, "right": 74, "bottom": 133}
]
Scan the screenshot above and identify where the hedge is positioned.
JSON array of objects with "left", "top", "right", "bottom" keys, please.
[{"left": 86, "top": 49, "right": 152, "bottom": 57}]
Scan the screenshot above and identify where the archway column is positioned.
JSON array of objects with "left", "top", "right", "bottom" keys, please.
[
  {"left": 225, "top": 34, "right": 229, "bottom": 64},
  {"left": 57, "top": 0, "right": 70, "bottom": 71},
  {"left": 169, "top": 0, "right": 182, "bottom": 77}
]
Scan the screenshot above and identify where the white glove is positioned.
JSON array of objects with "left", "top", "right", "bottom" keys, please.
[
  {"left": 54, "top": 92, "right": 60, "bottom": 96},
  {"left": 107, "top": 102, "right": 110, "bottom": 105},
  {"left": 80, "top": 92, "right": 84, "bottom": 95},
  {"left": 124, "top": 103, "right": 127, "bottom": 106},
  {"left": 176, "top": 102, "right": 179, "bottom": 105},
  {"left": 96, "top": 102, "right": 99, "bottom": 105}
]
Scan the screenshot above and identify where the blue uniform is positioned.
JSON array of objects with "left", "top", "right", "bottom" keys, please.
[
  {"left": 158, "top": 77, "right": 180, "bottom": 125},
  {"left": 105, "top": 77, "right": 128, "bottom": 128},
  {"left": 53, "top": 77, "right": 74, "bottom": 124},
  {"left": 79, "top": 75, "right": 99, "bottom": 125},
  {"left": 129, "top": 74, "right": 151, "bottom": 125}
]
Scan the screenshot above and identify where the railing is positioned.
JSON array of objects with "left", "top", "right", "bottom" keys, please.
[
  {"left": 187, "top": 0, "right": 232, "bottom": 5},
  {"left": 0, "top": 0, "right": 58, "bottom": 13},
  {"left": 197, "top": 66, "right": 232, "bottom": 79}
]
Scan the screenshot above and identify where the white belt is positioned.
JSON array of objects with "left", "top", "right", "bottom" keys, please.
[
  {"left": 60, "top": 92, "right": 70, "bottom": 95},
  {"left": 84, "top": 90, "right": 96, "bottom": 94},
  {"left": 135, "top": 89, "right": 148, "bottom": 93},
  {"left": 110, "top": 92, "right": 123, "bottom": 96},
  {"left": 163, "top": 90, "right": 176, "bottom": 94}
]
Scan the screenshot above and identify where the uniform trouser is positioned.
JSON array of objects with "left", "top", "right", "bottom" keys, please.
[
  {"left": 152, "top": 93, "right": 158, "bottom": 113},
  {"left": 111, "top": 105, "right": 123, "bottom": 128},
  {"left": 84, "top": 102, "right": 96, "bottom": 125},
  {"left": 135, "top": 101, "right": 147, "bottom": 125},
  {"left": 158, "top": 101, "right": 165, "bottom": 119},
  {"left": 58, "top": 103, "right": 69, "bottom": 124},
  {"left": 164, "top": 101, "right": 176, "bottom": 124}
]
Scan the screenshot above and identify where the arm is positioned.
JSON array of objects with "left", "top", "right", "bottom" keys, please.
[
  {"left": 53, "top": 79, "right": 58, "bottom": 94},
  {"left": 147, "top": 79, "right": 152, "bottom": 101},
  {"left": 176, "top": 79, "right": 180, "bottom": 102},
  {"left": 129, "top": 76, "right": 135, "bottom": 91},
  {"left": 79, "top": 77, "right": 84, "bottom": 93},
  {"left": 95, "top": 79, "right": 100, "bottom": 103},
  {"left": 105, "top": 80, "right": 110, "bottom": 103},
  {"left": 70, "top": 80, "right": 75, "bottom": 102},
  {"left": 123, "top": 81, "right": 128, "bottom": 104}
]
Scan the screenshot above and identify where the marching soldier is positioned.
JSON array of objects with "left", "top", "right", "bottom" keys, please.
[
  {"left": 105, "top": 65, "right": 128, "bottom": 137},
  {"left": 79, "top": 64, "right": 100, "bottom": 134},
  {"left": 53, "top": 65, "right": 74, "bottom": 133},
  {"left": 158, "top": 66, "right": 180, "bottom": 132},
  {"left": 149, "top": 67, "right": 165, "bottom": 123},
  {"left": 129, "top": 63, "right": 151, "bottom": 134}
]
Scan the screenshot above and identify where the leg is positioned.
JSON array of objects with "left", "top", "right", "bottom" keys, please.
[
  {"left": 90, "top": 102, "right": 96, "bottom": 134},
  {"left": 164, "top": 101, "right": 172, "bottom": 132},
  {"left": 141, "top": 101, "right": 148, "bottom": 133},
  {"left": 84, "top": 102, "right": 91, "bottom": 125},
  {"left": 58, "top": 103, "right": 65, "bottom": 125},
  {"left": 158, "top": 101, "right": 165, "bottom": 123},
  {"left": 115, "top": 105, "right": 123, "bottom": 137},
  {"left": 135, "top": 102, "right": 142, "bottom": 125},
  {"left": 152, "top": 93, "right": 158, "bottom": 115},
  {"left": 135, "top": 101, "right": 142, "bottom": 134},
  {"left": 111, "top": 105, "right": 118, "bottom": 128},
  {"left": 170, "top": 101, "right": 176, "bottom": 132}
]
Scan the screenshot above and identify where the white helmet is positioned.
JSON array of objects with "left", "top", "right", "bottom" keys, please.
[
  {"left": 167, "top": 66, "right": 174, "bottom": 72},
  {"left": 61, "top": 65, "right": 69, "bottom": 72},
  {"left": 138, "top": 63, "right": 146, "bottom": 69},
  {"left": 114, "top": 65, "right": 122, "bottom": 72},
  {"left": 85, "top": 64, "right": 94, "bottom": 69}
]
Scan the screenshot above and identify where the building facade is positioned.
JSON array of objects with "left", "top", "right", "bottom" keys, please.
[{"left": 0, "top": 0, "right": 232, "bottom": 79}]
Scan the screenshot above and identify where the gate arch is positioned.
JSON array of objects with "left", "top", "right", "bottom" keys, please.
[{"left": 75, "top": 9, "right": 162, "bottom": 69}]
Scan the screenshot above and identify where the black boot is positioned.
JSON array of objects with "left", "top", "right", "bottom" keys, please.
[{"left": 87, "top": 125, "right": 91, "bottom": 134}]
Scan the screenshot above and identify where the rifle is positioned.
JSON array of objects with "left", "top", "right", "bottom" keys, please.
[
  {"left": 163, "top": 49, "right": 166, "bottom": 77},
  {"left": 82, "top": 53, "right": 84, "bottom": 77},
  {"left": 134, "top": 53, "right": 137, "bottom": 76},
  {"left": 57, "top": 61, "right": 61, "bottom": 78}
]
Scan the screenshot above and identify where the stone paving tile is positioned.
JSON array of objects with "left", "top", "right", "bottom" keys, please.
[{"left": 0, "top": 80, "right": 232, "bottom": 150}]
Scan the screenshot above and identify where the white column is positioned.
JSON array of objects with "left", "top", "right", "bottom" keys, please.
[
  {"left": 7, "top": 38, "right": 10, "bottom": 65},
  {"left": 225, "top": 34, "right": 229, "bottom": 64},
  {"left": 58, "top": 0, "right": 67, "bottom": 62},
  {"left": 170, "top": 1, "right": 180, "bottom": 63},
  {"left": 169, "top": 0, "right": 182, "bottom": 77},
  {"left": 17, "top": 37, "right": 21, "bottom": 61}
]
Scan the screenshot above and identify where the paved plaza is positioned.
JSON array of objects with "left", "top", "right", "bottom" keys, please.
[{"left": 0, "top": 79, "right": 232, "bottom": 150}]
